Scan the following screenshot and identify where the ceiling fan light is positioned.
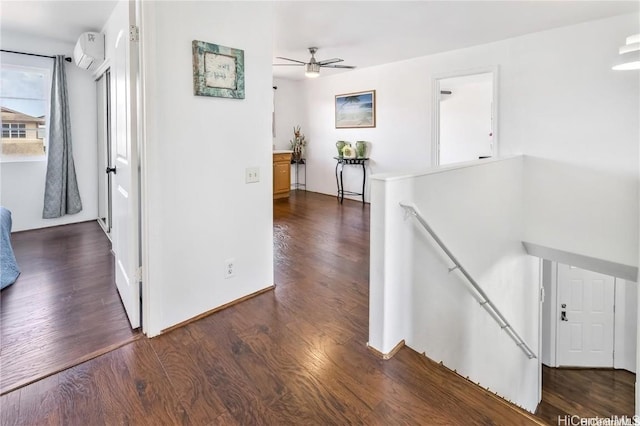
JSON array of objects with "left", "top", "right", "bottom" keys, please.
[
  {"left": 619, "top": 42, "right": 640, "bottom": 55},
  {"left": 612, "top": 49, "right": 640, "bottom": 71},
  {"left": 625, "top": 34, "right": 640, "bottom": 45},
  {"left": 613, "top": 34, "right": 640, "bottom": 70},
  {"left": 305, "top": 63, "right": 320, "bottom": 78}
]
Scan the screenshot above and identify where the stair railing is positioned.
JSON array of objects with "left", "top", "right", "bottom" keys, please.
[{"left": 399, "top": 202, "right": 537, "bottom": 360}]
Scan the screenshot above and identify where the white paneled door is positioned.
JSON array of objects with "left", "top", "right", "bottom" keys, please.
[
  {"left": 110, "top": 4, "right": 140, "bottom": 329},
  {"left": 556, "top": 264, "right": 614, "bottom": 367}
]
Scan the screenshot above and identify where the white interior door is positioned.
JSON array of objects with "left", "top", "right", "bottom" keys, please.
[
  {"left": 111, "top": 13, "right": 140, "bottom": 329},
  {"left": 556, "top": 264, "right": 614, "bottom": 367}
]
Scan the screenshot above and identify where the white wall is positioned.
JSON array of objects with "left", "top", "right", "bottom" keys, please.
[
  {"left": 303, "top": 63, "right": 429, "bottom": 202},
  {"left": 517, "top": 13, "right": 638, "bottom": 271},
  {"left": 439, "top": 73, "right": 493, "bottom": 164},
  {"left": 140, "top": 1, "right": 274, "bottom": 335},
  {"left": 298, "top": 13, "right": 639, "bottom": 262},
  {"left": 273, "top": 78, "right": 307, "bottom": 187},
  {"left": 0, "top": 33, "right": 98, "bottom": 231},
  {"left": 370, "top": 157, "right": 540, "bottom": 412},
  {"left": 273, "top": 78, "right": 306, "bottom": 151}
]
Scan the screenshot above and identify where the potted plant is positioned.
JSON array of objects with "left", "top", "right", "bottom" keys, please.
[{"left": 290, "top": 126, "right": 306, "bottom": 162}]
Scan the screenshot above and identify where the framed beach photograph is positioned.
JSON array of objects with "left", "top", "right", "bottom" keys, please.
[
  {"left": 335, "top": 90, "right": 376, "bottom": 128},
  {"left": 192, "top": 40, "right": 245, "bottom": 99}
]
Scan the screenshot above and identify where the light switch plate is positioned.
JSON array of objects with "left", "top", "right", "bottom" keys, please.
[{"left": 245, "top": 167, "right": 260, "bottom": 183}]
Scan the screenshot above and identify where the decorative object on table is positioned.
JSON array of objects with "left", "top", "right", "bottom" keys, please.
[
  {"left": 289, "top": 125, "right": 306, "bottom": 162},
  {"left": 336, "top": 140, "right": 348, "bottom": 157},
  {"left": 335, "top": 90, "right": 376, "bottom": 128},
  {"left": 355, "top": 141, "right": 367, "bottom": 158},
  {"left": 192, "top": 40, "right": 245, "bottom": 99},
  {"left": 342, "top": 144, "right": 356, "bottom": 159}
]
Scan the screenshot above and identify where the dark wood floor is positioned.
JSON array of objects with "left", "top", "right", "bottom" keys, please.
[
  {"left": 0, "top": 221, "right": 139, "bottom": 394},
  {"left": 0, "top": 191, "right": 632, "bottom": 424},
  {"left": 536, "top": 366, "right": 635, "bottom": 424}
]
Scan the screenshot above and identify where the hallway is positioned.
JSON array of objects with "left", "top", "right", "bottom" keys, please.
[{"left": 2, "top": 191, "right": 631, "bottom": 424}]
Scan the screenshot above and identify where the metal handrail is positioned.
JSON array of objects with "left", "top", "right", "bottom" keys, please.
[{"left": 399, "top": 202, "right": 537, "bottom": 360}]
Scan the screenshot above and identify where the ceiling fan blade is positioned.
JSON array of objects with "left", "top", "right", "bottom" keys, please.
[
  {"left": 273, "top": 63, "right": 305, "bottom": 66},
  {"left": 317, "top": 58, "right": 343, "bottom": 66},
  {"left": 275, "top": 56, "right": 307, "bottom": 65},
  {"left": 321, "top": 64, "right": 356, "bottom": 69}
]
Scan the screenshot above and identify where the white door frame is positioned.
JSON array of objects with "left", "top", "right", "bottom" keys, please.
[
  {"left": 431, "top": 66, "right": 499, "bottom": 167},
  {"left": 137, "top": 0, "right": 154, "bottom": 336},
  {"left": 537, "top": 258, "right": 544, "bottom": 406},
  {"left": 543, "top": 260, "right": 559, "bottom": 367},
  {"left": 95, "top": 69, "right": 113, "bottom": 237}
]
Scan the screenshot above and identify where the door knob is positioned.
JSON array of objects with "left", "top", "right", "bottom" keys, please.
[
  {"left": 561, "top": 311, "right": 568, "bottom": 321},
  {"left": 106, "top": 166, "right": 117, "bottom": 175}
]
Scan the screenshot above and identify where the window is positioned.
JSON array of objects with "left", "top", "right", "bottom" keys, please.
[
  {"left": 2, "top": 123, "right": 27, "bottom": 138},
  {"left": 1, "top": 63, "right": 50, "bottom": 161}
]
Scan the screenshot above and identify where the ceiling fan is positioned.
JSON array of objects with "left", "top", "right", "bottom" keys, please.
[{"left": 274, "top": 47, "right": 356, "bottom": 78}]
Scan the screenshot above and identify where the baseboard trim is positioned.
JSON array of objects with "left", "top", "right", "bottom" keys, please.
[
  {"left": 160, "top": 285, "right": 276, "bottom": 335},
  {"left": 367, "top": 340, "right": 405, "bottom": 360}
]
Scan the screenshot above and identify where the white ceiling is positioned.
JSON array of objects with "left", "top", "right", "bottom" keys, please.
[
  {"left": 274, "top": 1, "right": 639, "bottom": 80},
  {"left": 1, "top": 1, "right": 637, "bottom": 80},
  {"left": 0, "top": 1, "right": 118, "bottom": 44}
]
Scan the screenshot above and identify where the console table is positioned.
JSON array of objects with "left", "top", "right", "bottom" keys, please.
[{"left": 334, "top": 157, "right": 369, "bottom": 204}]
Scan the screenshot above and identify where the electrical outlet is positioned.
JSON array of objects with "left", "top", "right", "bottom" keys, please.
[
  {"left": 224, "top": 258, "right": 235, "bottom": 279},
  {"left": 245, "top": 167, "right": 260, "bottom": 183}
]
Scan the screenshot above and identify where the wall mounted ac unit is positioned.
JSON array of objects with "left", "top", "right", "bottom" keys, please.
[{"left": 73, "top": 32, "right": 105, "bottom": 70}]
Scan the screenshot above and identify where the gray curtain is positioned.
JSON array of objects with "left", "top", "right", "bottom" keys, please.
[{"left": 43, "top": 55, "right": 82, "bottom": 218}]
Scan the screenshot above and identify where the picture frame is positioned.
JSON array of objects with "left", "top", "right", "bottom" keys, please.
[
  {"left": 335, "top": 90, "right": 376, "bottom": 128},
  {"left": 192, "top": 40, "right": 245, "bottom": 99}
]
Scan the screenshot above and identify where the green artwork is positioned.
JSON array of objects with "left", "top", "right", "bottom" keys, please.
[{"left": 192, "top": 40, "right": 245, "bottom": 99}]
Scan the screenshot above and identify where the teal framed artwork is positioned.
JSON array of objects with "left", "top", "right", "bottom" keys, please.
[{"left": 192, "top": 40, "right": 245, "bottom": 99}]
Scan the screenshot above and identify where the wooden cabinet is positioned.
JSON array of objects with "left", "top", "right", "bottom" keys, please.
[{"left": 273, "top": 152, "right": 291, "bottom": 199}]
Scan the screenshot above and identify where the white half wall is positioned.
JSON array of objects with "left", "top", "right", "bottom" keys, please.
[
  {"left": 524, "top": 156, "right": 638, "bottom": 271},
  {"left": 0, "top": 33, "right": 98, "bottom": 231},
  {"left": 140, "top": 1, "right": 274, "bottom": 335},
  {"left": 370, "top": 156, "right": 540, "bottom": 412}
]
